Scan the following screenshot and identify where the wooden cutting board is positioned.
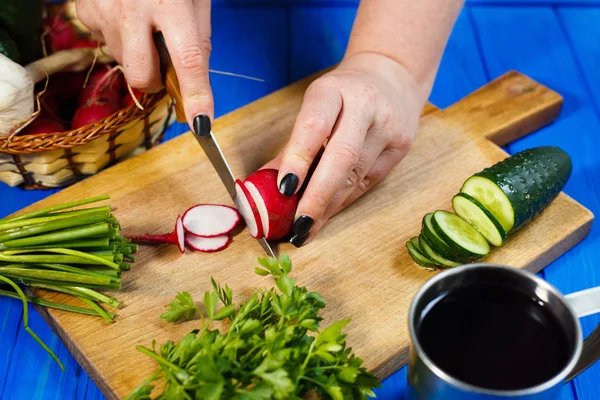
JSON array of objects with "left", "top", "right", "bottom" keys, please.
[{"left": 16, "top": 70, "right": 593, "bottom": 399}]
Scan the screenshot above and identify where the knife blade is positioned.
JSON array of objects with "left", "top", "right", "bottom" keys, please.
[{"left": 153, "top": 32, "right": 276, "bottom": 258}]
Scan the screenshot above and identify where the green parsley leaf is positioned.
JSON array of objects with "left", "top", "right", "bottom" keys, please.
[{"left": 159, "top": 292, "right": 199, "bottom": 323}]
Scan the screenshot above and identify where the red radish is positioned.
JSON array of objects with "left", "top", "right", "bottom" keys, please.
[
  {"left": 21, "top": 118, "right": 66, "bottom": 135},
  {"left": 44, "top": 16, "right": 78, "bottom": 52},
  {"left": 234, "top": 179, "right": 264, "bottom": 239},
  {"left": 124, "top": 215, "right": 185, "bottom": 254},
  {"left": 185, "top": 233, "right": 231, "bottom": 253},
  {"left": 123, "top": 88, "right": 144, "bottom": 107},
  {"left": 46, "top": 71, "right": 87, "bottom": 100},
  {"left": 87, "top": 66, "right": 125, "bottom": 91},
  {"left": 72, "top": 39, "right": 102, "bottom": 49},
  {"left": 79, "top": 84, "right": 123, "bottom": 107},
  {"left": 71, "top": 99, "right": 121, "bottom": 129},
  {"left": 243, "top": 169, "right": 299, "bottom": 241},
  {"left": 182, "top": 204, "right": 241, "bottom": 238},
  {"left": 39, "top": 95, "right": 61, "bottom": 120}
]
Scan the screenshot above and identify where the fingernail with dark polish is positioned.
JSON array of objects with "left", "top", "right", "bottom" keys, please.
[
  {"left": 279, "top": 173, "right": 299, "bottom": 196},
  {"left": 290, "top": 233, "right": 309, "bottom": 248},
  {"left": 292, "top": 215, "right": 313, "bottom": 236},
  {"left": 193, "top": 114, "right": 211, "bottom": 137}
]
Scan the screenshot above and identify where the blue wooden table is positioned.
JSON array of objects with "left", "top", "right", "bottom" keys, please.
[{"left": 1, "top": 1, "right": 600, "bottom": 399}]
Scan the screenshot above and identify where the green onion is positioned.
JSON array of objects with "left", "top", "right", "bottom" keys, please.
[
  {"left": 0, "top": 207, "right": 112, "bottom": 232},
  {"left": 0, "top": 275, "right": 64, "bottom": 370},
  {"left": 0, "top": 212, "right": 110, "bottom": 243},
  {"left": 0, "top": 289, "right": 116, "bottom": 318},
  {"left": 1, "top": 222, "right": 110, "bottom": 249},
  {"left": 79, "top": 298, "right": 114, "bottom": 323},
  {"left": 20, "top": 238, "right": 111, "bottom": 250},
  {"left": 26, "top": 282, "right": 120, "bottom": 308},
  {"left": 0, "top": 267, "right": 114, "bottom": 286},
  {"left": 0, "top": 195, "right": 110, "bottom": 223},
  {"left": 29, "top": 263, "right": 118, "bottom": 281}
]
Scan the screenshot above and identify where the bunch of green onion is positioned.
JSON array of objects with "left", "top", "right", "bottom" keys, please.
[{"left": 0, "top": 195, "right": 137, "bottom": 370}]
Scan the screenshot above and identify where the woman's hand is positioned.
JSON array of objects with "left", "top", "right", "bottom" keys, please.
[
  {"left": 76, "top": 0, "right": 214, "bottom": 125},
  {"left": 263, "top": 52, "right": 428, "bottom": 247}
]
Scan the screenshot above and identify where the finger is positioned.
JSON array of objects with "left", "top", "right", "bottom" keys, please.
[
  {"left": 320, "top": 130, "right": 387, "bottom": 221},
  {"left": 98, "top": 25, "right": 123, "bottom": 65},
  {"left": 154, "top": 0, "right": 214, "bottom": 126},
  {"left": 300, "top": 146, "right": 408, "bottom": 247},
  {"left": 120, "top": 19, "right": 162, "bottom": 93},
  {"left": 341, "top": 146, "right": 409, "bottom": 211},
  {"left": 289, "top": 104, "right": 370, "bottom": 247},
  {"left": 275, "top": 77, "right": 343, "bottom": 198}
]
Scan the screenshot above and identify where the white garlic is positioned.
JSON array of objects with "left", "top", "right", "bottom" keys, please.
[{"left": 0, "top": 53, "right": 34, "bottom": 135}]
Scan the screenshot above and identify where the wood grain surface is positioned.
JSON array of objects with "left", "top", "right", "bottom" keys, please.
[{"left": 10, "top": 71, "right": 593, "bottom": 399}]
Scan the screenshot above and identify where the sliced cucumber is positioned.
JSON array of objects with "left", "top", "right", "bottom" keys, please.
[
  {"left": 452, "top": 193, "right": 507, "bottom": 247},
  {"left": 406, "top": 239, "right": 437, "bottom": 269},
  {"left": 461, "top": 176, "right": 514, "bottom": 233},
  {"left": 461, "top": 146, "right": 572, "bottom": 233},
  {"left": 419, "top": 235, "right": 462, "bottom": 268},
  {"left": 410, "top": 236, "right": 425, "bottom": 254},
  {"left": 431, "top": 210, "right": 490, "bottom": 258},
  {"left": 421, "top": 213, "right": 478, "bottom": 263}
]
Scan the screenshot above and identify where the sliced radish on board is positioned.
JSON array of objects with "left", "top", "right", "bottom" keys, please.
[
  {"left": 243, "top": 169, "right": 299, "bottom": 241},
  {"left": 124, "top": 214, "right": 185, "bottom": 254},
  {"left": 175, "top": 215, "right": 185, "bottom": 254},
  {"left": 235, "top": 179, "right": 264, "bottom": 238},
  {"left": 182, "top": 204, "right": 241, "bottom": 238},
  {"left": 185, "top": 233, "right": 231, "bottom": 252}
]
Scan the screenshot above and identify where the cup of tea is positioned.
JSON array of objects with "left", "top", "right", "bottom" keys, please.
[{"left": 407, "top": 263, "right": 600, "bottom": 400}]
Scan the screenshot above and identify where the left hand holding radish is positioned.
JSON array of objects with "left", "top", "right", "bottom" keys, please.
[{"left": 263, "top": 52, "right": 428, "bottom": 247}]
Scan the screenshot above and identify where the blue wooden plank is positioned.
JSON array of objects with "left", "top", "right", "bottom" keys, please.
[
  {"left": 1, "top": 305, "right": 83, "bottom": 400},
  {"left": 558, "top": 7, "right": 600, "bottom": 121},
  {"left": 162, "top": 6, "right": 290, "bottom": 142},
  {"left": 470, "top": 5, "right": 600, "bottom": 399},
  {"left": 0, "top": 298, "right": 22, "bottom": 396},
  {"left": 290, "top": 6, "right": 357, "bottom": 81}
]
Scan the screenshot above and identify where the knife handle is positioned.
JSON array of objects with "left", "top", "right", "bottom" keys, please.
[{"left": 153, "top": 32, "right": 187, "bottom": 124}]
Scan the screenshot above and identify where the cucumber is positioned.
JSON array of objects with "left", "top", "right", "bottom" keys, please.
[
  {"left": 406, "top": 239, "right": 437, "bottom": 269},
  {"left": 461, "top": 146, "right": 572, "bottom": 233},
  {"left": 410, "top": 236, "right": 425, "bottom": 254},
  {"left": 431, "top": 210, "right": 490, "bottom": 258},
  {"left": 421, "top": 213, "right": 478, "bottom": 263},
  {"left": 452, "top": 193, "right": 506, "bottom": 247},
  {"left": 419, "top": 235, "right": 462, "bottom": 268}
]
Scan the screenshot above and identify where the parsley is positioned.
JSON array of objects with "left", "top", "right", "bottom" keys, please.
[{"left": 127, "top": 254, "right": 380, "bottom": 400}]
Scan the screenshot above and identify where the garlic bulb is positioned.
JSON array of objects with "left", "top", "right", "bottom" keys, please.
[{"left": 0, "top": 53, "right": 34, "bottom": 135}]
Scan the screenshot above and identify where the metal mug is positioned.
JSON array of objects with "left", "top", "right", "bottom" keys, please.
[{"left": 407, "top": 263, "right": 600, "bottom": 400}]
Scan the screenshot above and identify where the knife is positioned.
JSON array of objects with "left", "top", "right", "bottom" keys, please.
[{"left": 153, "top": 32, "right": 276, "bottom": 258}]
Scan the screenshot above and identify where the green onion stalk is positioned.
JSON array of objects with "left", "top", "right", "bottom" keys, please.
[{"left": 0, "top": 196, "right": 137, "bottom": 370}]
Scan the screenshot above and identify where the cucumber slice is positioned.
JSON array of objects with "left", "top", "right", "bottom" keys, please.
[
  {"left": 421, "top": 213, "right": 477, "bottom": 263},
  {"left": 452, "top": 193, "right": 506, "bottom": 247},
  {"left": 406, "top": 239, "right": 438, "bottom": 269},
  {"left": 410, "top": 236, "right": 425, "bottom": 254},
  {"left": 461, "top": 146, "right": 572, "bottom": 233},
  {"left": 431, "top": 210, "right": 490, "bottom": 258},
  {"left": 419, "top": 235, "right": 462, "bottom": 268},
  {"left": 460, "top": 176, "right": 514, "bottom": 233}
]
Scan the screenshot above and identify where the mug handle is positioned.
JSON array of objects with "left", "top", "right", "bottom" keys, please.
[{"left": 564, "top": 286, "right": 600, "bottom": 382}]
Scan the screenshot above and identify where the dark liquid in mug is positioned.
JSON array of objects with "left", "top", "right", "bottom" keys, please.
[{"left": 417, "top": 284, "right": 571, "bottom": 390}]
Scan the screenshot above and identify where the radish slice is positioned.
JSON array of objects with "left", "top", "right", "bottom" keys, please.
[
  {"left": 185, "top": 233, "right": 231, "bottom": 253},
  {"left": 175, "top": 215, "right": 185, "bottom": 254},
  {"left": 234, "top": 179, "right": 264, "bottom": 238},
  {"left": 244, "top": 181, "right": 270, "bottom": 238},
  {"left": 182, "top": 204, "right": 241, "bottom": 238}
]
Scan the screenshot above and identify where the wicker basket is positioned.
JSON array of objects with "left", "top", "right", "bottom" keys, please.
[{"left": 0, "top": 0, "right": 176, "bottom": 189}]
